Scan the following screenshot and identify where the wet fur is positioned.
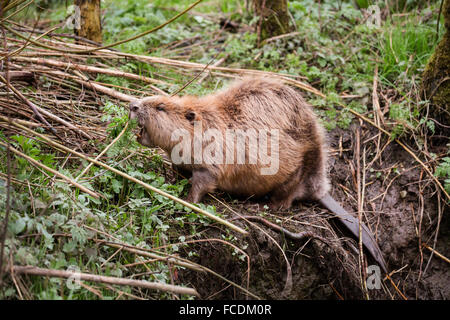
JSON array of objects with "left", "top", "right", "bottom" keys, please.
[{"left": 130, "top": 77, "right": 330, "bottom": 209}]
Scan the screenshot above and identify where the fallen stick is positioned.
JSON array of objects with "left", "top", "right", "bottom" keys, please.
[
  {"left": 197, "top": 54, "right": 228, "bottom": 84},
  {"left": 0, "top": 140, "right": 99, "bottom": 198},
  {"left": 11, "top": 265, "right": 199, "bottom": 297},
  {"left": 0, "top": 71, "right": 34, "bottom": 83},
  {"left": 2, "top": 23, "right": 63, "bottom": 62},
  {"left": 10, "top": 26, "right": 103, "bottom": 46},
  {"left": 0, "top": 117, "right": 40, "bottom": 127},
  {"left": 13, "top": 56, "right": 170, "bottom": 86},
  {"left": 0, "top": 117, "right": 248, "bottom": 235},
  {"left": 31, "top": 68, "right": 135, "bottom": 102},
  {"left": 74, "top": 78, "right": 135, "bottom": 102}
]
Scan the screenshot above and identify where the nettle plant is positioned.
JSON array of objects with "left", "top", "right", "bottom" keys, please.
[{"left": 436, "top": 153, "right": 450, "bottom": 195}]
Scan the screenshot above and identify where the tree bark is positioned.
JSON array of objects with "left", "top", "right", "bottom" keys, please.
[
  {"left": 253, "top": 0, "right": 294, "bottom": 42},
  {"left": 421, "top": 0, "right": 450, "bottom": 130},
  {"left": 0, "top": 1, "right": 10, "bottom": 12},
  {"left": 74, "top": 0, "right": 102, "bottom": 44}
]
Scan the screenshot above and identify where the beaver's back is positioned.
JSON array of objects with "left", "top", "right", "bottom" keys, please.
[
  {"left": 192, "top": 78, "right": 328, "bottom": 198},
  {"left": 213, "top": 78, "right": 316, "bottom": 131}
]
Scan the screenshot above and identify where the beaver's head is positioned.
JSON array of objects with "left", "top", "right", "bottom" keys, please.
[{"left": 129, "top": 96, "right": 199, "bottom": 150}]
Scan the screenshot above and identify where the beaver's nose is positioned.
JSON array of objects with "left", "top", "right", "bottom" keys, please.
[{"left": 129, "top": 100, "right": 140, "bottom": 113}]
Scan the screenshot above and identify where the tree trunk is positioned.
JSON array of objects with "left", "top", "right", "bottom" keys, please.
[
  {"left": 253, "top": 0, "right": 294, "bottom": 42},
  {"left": 421, "top": 0, "right": 450, "bottom": 131},
  {"left": 74, "top": 0, "right": 102, "bottom": 44},
  {"left": 0, "top": 1, "right": 10, "bottom": 12}
]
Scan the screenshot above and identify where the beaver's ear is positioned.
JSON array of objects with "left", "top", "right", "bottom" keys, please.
[
  {"left": 185, "top": 110, "right": 196, "bottom": 122},
  {"left": 156, "top": 103, "right": 166, "bottom": 112}
]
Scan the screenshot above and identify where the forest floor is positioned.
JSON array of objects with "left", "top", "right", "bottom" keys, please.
[{"left": 0, "top": 0, "right": 449, "bottom": 299}]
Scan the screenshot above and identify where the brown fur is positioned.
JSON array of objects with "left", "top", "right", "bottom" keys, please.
[{"left": 129, "top": 77, "right": 330, "bottom": 209}]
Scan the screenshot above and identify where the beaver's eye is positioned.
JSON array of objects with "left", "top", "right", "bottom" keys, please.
[
  {"left": 185, "top": 110, "right": 196, "bottom": 122},
  {"left": 156, "top": 103, "right": 165, "bottom": 111}
]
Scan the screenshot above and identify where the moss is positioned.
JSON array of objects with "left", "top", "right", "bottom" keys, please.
[{"left": 421, "top": 0, "right": 450, "bottom": 130}]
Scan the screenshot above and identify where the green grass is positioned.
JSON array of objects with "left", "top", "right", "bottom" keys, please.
[{"left": 380, "top": 19, "right": 439, "bottom": 84}]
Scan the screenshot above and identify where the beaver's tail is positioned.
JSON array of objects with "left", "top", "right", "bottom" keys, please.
[{"left": 319, "top": 193, "right": 387, "bottom": 273}]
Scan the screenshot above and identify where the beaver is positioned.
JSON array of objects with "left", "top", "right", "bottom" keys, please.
[{"left": 129, "top": 77, "right": 387, "bottom": 272}]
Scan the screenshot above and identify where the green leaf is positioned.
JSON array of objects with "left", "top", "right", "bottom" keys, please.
[
  {"left": 111, "top": 179, "right": 123, "bottom": 194},
  {"left": 63, "top": 241, "right": 77, "bottom": 254},
  {"left": 10, "top": 218, "right": 26, "bottom": 235}
]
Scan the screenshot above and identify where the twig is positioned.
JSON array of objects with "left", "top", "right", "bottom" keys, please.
[
  {"left": 0, "top": 74, "right": 93, "bottom": 139},
  {"left": 385, "top": 274, "right": 408, "bottom": 300},
  {"left": 232, "top": 215, "right": 327, "bottom": 242},
  {"left": 75, "top": 79, "right": 135, "bottom": 102},
  {"left": 33, "top": 68, "right": 135, "bottom": 102},
  {"left": 197, "top": 54, "right": 228, "bottom": 84},
  {"left": 13, "top": 56, "right": 169, "bottom": 86},
  {"left": 0, "top": 5, "right": 11, "bottom": 289},
  {"left": 422, "top": 242, "right": 450, "bottom": 265},
  {"left": 9, "top": 25, "right": 103, "bottom": 46},
  {"left": 27, "top": 228, "right": 260, "bottom": 299},
  {"left": 1, "top": 22, "right": 63, "bottom": 62},
  {"left": 11, "top": 265, "right": 199, "bottom": 297},
  {"left": 116, "top": 53, "right": 323, "bottom": 97},
  {"left": 0, "top": 0, "right": 34, "bottom": 23},
  {"left": 260, "top": 31, "right": 301, "bottom": 45},
  {"left": 82, "top": 224, "right": 259, "bottom": 299},
  {"left": 104, "top": 242, "right": 204, "bottom": 273},
  {"left": 436, "top": 0, "right": 444, "bottom": 42},
  {"left": 372, "top": 64, "right": 384, "bottom": 125}
]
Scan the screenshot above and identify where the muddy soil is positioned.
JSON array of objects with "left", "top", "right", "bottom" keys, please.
[{"left": 179, "top": 123, "right": 449, "bottom": 300}]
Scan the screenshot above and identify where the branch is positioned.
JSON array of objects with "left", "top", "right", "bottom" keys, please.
[
  {"left": 13, "top": 56, "right": 169, "bottom": 86},
  {"left": 11, "top": 265, "right": 199, "bottom": 297}
]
